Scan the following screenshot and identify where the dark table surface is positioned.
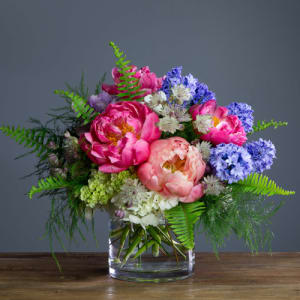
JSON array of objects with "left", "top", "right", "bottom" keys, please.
[{"left": 0, "top": 252, "right": 300, "bottom": 300}]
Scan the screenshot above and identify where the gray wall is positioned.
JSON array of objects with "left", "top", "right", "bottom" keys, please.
[{"left": 0, "top": 0, "right": 299, "bottom": 252}]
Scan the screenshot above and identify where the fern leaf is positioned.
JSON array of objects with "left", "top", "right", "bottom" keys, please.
[
  {"left": 233, "top": 173, "right": 295, "bottom": 196},
  {"left": 165, "top": 201, "right": 205, "bottom": 249},
  {"left": 28, "top": 176, "right": 80, "bottom": 199},
  {"left": 109, "top": 41, "right": 144, "bottom": 101},
  {"left": 54, "top": 90, "right": 95, "bottom": 124},
  {"left": 0, "top": 125, "right": 51, "bottom": 159},
  {"left": 249, "top": 120, "right": 288, "bottom": 135}
]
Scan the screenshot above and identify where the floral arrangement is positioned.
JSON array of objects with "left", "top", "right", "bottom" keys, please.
[{"left": 1, "top": 42, "right": 295, "bottom": 270}]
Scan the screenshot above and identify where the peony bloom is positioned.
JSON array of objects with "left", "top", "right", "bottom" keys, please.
[
  {"left": 102, "top": 66, "right": 163, "bottom": 98},
  {"left": 190, "top": 100, "right": 247, "bottom": 146},
  {"left": 137, "top": 137, "right": 206, "bottom": 203},
  {"left": 80, "top": 101, "right": 161, "bottom": 173}
]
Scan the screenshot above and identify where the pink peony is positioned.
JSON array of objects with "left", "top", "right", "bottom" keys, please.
[
  {"left": 190, "top": 100, "right": 247, "bottom": 146},
  {"left": 80, "top": 101, "right": 161, "bottom": 173},
  {"left": 102, "top": 66, "right": 163, "bottom": 98},
  {"left": 137, "top": 137, "right": 206, "bottom": 203}
]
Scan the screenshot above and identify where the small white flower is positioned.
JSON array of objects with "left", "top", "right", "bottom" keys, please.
[
  {"left": 144, "top": 91, "right": 167, "bottom": 114},
  {"left": 193, "top": 114, "right": 213, "bottom": 134},
  {"left": 171, "top": 84, "right": 192, "bottom": 104},
  {"left": 157, "top": 116, "right": 183, "bottom": 134},
  {"left": 195, "top": 141, "right": 212, "bottom": 161},
  {"left": 203, "top": 175, "right": 225, "bottom": 196}
]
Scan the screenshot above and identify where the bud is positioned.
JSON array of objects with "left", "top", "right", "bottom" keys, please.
[{"left": 48, "top": 153, "right": 60, "bottom": 167}]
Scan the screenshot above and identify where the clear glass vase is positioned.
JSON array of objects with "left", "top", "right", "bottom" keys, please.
[{"left": 108, "top": 218, "right": 195, "bottom": 282}]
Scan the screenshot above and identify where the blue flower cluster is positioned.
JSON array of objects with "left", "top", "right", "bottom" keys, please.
[
  {"left": 210, "top": 143, "right": 253, "bottom": 183},
  {"left": 245, "top": 139, "right": 276, "bottom": 173},
  {"left": 161, "top": 66, "right": 215, "bottom": 106},
  {"left": 227, "top": 102, "right": 254, "bottom": 133}
]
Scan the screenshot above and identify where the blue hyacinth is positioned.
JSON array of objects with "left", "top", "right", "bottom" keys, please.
[
  {"left": 245, "top": 139, "right": 276, "bottom": 173},
  {"left": 210, "top": 143, "right": 253, "bottom": 183},
  {"left": 227, "top": 102, "right": 254, "bottom": 133},
  {"left": 161, "top": 66, "right": 215, "bottom": 106}
]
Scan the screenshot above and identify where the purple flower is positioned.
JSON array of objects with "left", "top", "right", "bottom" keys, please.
[
  {"left": 87, "top": 91, "right": 116, "bottom": 113},
  {"left": 192, "top": 82, "right": 215, "bottom": 105},
  {"left": 227, "top": 102, "right": 254, "bottom": 133},
  {"left": 245, "top": 139, "right": 276, "bottom": 173},
  {"left": 161, "top": 66, "right": 215, "bottom": 106},
  {"left": 210, "top": 143, "right": 253, "bottom": 183}
]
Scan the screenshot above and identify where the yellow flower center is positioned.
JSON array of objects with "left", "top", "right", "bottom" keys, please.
[
  {"left": 163, "top": 156, "right": 186, "bottom": 173},
  {"left": 106, "top": 121, "right": 135, "bottom": 146},
  {"left": 212, "top": 116, "right": 220, "bottom": 127}
]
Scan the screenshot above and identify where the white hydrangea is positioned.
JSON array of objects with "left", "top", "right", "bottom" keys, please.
[
  {"left": 111, "top": 178, "right": 179, "bottom": 228},
  {"left": 171, "top": 84, "right": 192, "bottom": 104},
  {"left": 157, "top": 116, "right": 183, "bottom": 134},
  {"left": 193, "top": 114, "right": 213, "bottom": 134},
  {"left": 195, "top": 141, "right": 212, "bottom": 161},
  {"left": 203, "top": 175, "right": 225, "bottom": 196}
]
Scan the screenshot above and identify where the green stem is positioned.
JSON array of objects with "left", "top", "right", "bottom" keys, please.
[
  {"left": 122, "top": 228, "right": 144, "bottom": 265},
  {"left": 117, "top": 225, "right": 130, "bottom": 259}
]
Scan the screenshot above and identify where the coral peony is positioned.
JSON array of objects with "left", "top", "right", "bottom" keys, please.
[
  {"left": 190, "top": 100, "right": 247, "bottom": 146},
  {"left": 137, "top": 137, "right": 206, "bottom": 203},
  {"left": 102, "top": 66, "right": 163, "bottom": 98},
  {"left": 80, "top": 101, "right": 161, "bottom": 173}
]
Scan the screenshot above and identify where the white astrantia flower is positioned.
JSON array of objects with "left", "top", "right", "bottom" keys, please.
[
  {"left": 195, "top": 141, "right": 212, "bottom": 161},
  {"left": 144, "top": 91, "right": 167, "bottom": 114},
  {"left": 203, "top": 175, "right": 225, "bottom": 196},
  {"left": 171, "top": 84, "right": 192, "bottom": 104},
  {"left": 157, "top": 116, "right": 183, "bottom": 134},
  {"left": 193, "top": 114, "right": 213, "bottom": 134},
  {"left": 111, "top": 178, "right": 179, "bottom": 228},
  {"left": 160, "top": 105, "right": 191, "bottom": 122}
]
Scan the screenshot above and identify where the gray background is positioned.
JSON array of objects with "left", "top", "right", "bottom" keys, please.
[{"left": 0, "top": 0, "right": 299, "bottom": 252}]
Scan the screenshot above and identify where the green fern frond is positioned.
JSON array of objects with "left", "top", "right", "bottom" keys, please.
[
  {"left": 109, "top": 41, "right": 144, "bottom": 101},
  {"left": 233, "top": 173, "right": 295, "bottom": 196},
  {"left": 29, "top": 175, "right": 81, "bottom": 199},
  {"left": 54, "top": 90, "right": 95, "bottom": 124},
  {"left": 0, "top": 125, "right": 52, "bottom": 159},
  {"left": 249, "top": 120, "right": 288, "bottom": 135},
  {"left": 165, "top": 201, "right": 205, "bottom": 249}
]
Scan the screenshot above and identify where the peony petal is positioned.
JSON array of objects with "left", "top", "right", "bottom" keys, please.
[
  {"left": 98, "top": 164, "right": 127, "bottom": 173},
  {"left": 140, "top": 112, "right": 161, "bottom": 142},
  {"left": 133, "top": 139, "right": 150, "bottom": 165},
  {"left": 180, "top": 184, "right": 204, "bottom": 203}
]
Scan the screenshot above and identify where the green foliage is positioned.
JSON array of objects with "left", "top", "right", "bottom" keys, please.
[
  {"left": 109, "top": 41, "right": 144, "bottom": 101},
  {"left": 0, "top": 125, "right": 55, "bottom": 159},
  {"left": 29, "top": 175, "right": 83, "bottom": 199},
  {"left": 249, "top": 119, "right": 288, "bottom": 135},
  {"left": 165, "top": 201, "right": 205, "bottom": 249},
  {"left": 54, "top": 90, "right": 96, "bottom": 125},
  {"left": 161, "top": 121, "right": 199, "bottom": 143},
  {"left": 200, "top": 188, "right": 284, "bottom": 253},
  {"left": 233, "top": 173, "right": 295, "bottom": 197}
]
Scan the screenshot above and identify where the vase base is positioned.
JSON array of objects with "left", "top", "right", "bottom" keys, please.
[
  {"left": 109, "top": 267, "right": 193, "bottom": 283},
  {"left": 108, "top": 254, "right": 194, "bottom": 283}
]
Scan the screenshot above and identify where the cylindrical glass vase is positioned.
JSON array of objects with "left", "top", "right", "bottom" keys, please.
[{"left": 108, "top": 218, "right": 195, "bottom": 282}]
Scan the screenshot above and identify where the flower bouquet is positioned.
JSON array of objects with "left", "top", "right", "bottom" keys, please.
[{"left": 1, "top": 42, "right": 295, "bottom": 282}]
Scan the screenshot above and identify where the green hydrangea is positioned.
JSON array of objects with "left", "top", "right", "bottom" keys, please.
[{"left": 80, "top": 169, "right": 133, "bottom": 208}]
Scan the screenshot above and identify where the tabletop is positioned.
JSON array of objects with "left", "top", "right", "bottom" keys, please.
[{"left": 0, "top": 252, "right": 299, "bottom": 300}]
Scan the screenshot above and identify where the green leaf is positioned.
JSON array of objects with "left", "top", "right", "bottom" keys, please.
[
  {"left": 28, "top": 176, "right": 82, "bottom": 199},
  {"left": 109, "top": 41, "right": 144, "bottom": 101},
  {"left": 54, "top": 90, "right": 96, "bottom": 124},
  {"left": 0, "top": 125, "right": 52, "bottom": 159},
  {"left": 249, "top": 120, "right": 288, "bottom": 135},
  {"left": 232, "top": 173, "right": 295, "bottom": 196},
  {"left": 165, "top": 201, "right": 205, "bottom": 249}
]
